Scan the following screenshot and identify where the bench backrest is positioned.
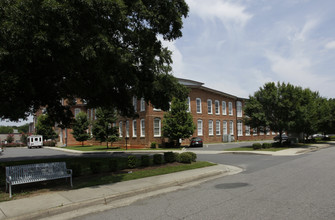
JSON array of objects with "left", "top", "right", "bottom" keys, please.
[{"left": 6, "top": 162, "right": 68, "bottom": 181}]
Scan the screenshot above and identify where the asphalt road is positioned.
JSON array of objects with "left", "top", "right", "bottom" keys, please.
[{"left": 75, "top": 146, "right": 335, "bottom": 220}]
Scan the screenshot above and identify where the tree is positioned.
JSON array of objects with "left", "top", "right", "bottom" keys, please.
[
  {"left": 71, "top": 112, "right": 90, "bottom": 146},
  {"left": 0, "top": 0, "right": 189, "bottom": 123},
  {"left": 35, "top": 114, "right": 57, "bottom": 140},
  {"left": 317, "top": 98, "right": 335, "bottom": 135},
  {"left": 244, "top": 82, "right": 301, "bottom": 144},
  {"left": 0, "top": 126, "right": 13, "bottom": 134},
  {"left": 92, "top": 107, "right": 119, "bottom": 148},
  {"left": 162, "top": 97, "right": 195, "bottom": 146},
  {"left": 6, "top": 134, "right": 14, "bottom": 144}
]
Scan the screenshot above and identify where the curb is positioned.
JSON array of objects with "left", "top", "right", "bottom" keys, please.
[{"left": 6, "top": 167, "right": 230, "bottom": 220}]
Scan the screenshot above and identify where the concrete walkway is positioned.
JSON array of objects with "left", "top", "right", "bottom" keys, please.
[{"left": 0, "top": 164, "right": 242, "bottom": 220}]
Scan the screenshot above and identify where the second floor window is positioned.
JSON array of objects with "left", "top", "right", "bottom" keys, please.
[
  {"left": 222, "top": 101, "right": 227, "bottom": 115},
  {"left": 140, "top": 98, "right": 145, "bottom": 111},
  {"left": 237, "top": 101, "right": 242, "bottom": 117},
  {"left": 196, "top": 98, "right": 202, "bottom": 113},
  {"left": 228, "top": 102, "right": 233, "bottom": 116},
  {"left": 207, "top": 99, "right": 212, "bottom": 114},
  {"left": 215, "top": 100, "right": 220, "bottom": 114}
]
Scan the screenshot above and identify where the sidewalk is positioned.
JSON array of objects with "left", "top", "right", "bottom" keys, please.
[{"left": 0, "top": 164, "right": 242, "bottom": 220}]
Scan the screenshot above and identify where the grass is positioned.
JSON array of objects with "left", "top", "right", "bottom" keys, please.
[
  {"left": 0, "top": 157, "right": 214, "bottom": 202},
  {"left": 224, "top": 147, "right": 289, "bottom": 152},
  {"left": 63, "top": 145, "right": 184, "bottom": 151}
]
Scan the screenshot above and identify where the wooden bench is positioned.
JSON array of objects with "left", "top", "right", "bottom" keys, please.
[{"left": 6, "top": 162, "right": 72, "bottom": 198}]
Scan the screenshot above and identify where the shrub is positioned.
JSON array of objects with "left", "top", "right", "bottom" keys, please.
[
  {"left": 141, "top": 155, "right": 151, "bottom": 167},
  {"left": 174, "top": 152, "right": 180, "bottom": 162},
  {"left": 153, "top": 154, "right": 163, "bottom": 165},
  {"left": 127, "top": 155, "right": 138, "bottom": 168},
  {"left": 43, "top": 141, "right": 56, "bottom": 146},
  {"left": 185, "top": 152, "right": 197, "bottom": 162},
  {"left": 90, "top": 161, "right": 102, "bottom": 174},
  {"left": 262, "top": 143, "right": 272, "bottom": 149},
  {"left": 164, "top": 152, "right": 175, "bottom": 163},
  {"left": 179, "top": 152, "right": 192, "bottom": 164},
  {"left": 69, "top": 163, "right": 82, "bottom": 177},
  {"left": 108, "top": 158, "right": 118, "bottom": 172},
  {"left": 252, "top": 143, "right": 262, "bottom": 150},
  {"left": 150, "top": 142, "right": 157, "bottom": 149}
]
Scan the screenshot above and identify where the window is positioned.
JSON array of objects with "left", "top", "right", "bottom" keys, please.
[
  {"left": 237, "top": 120, "right": 243, "bottom": 136},
  {"left": 228, "top": 102, "right": 233, "bottom": 115},
  {"left": 187, "top": 97, "right": 191, "bottom": 112},
  {"left": 133, "top": 97, "right": 137, "bottom": 112},
  {"left": 229, "top": 121, "right": 234, "bottom": 135},
  {"left": 215, "top": 100, "right": 220, "bottom": 114},
  {"left": 223, "top": 121, "right": 227, "bottom": 135},
  {"left": 197, "top": 120, "right": 203, "bottom": 136},
  {"left": 222, "top": 101, "right": 227, "bottom": 115},
  {"left": 94, "top": 109, "right": 97, "bottom": 120},
  {"left": 266, "top": 127, "right": 270, "bottom": 135},
  {"left": 196, "top": 98, "right": 202, "bottom": 113},
  {"left": 260, "top": 127, "right": 264, "bottom": 135},
  {"left": 216, "top": 120, "right": 221, "bottom": 135},
  {"left": 74, "top": 108, "right": 81, "bottom": 117},
  {"left": 153, "top": 106, "right": 161, "bottom": 111},
  {"left": 207, "top": 99, "right": 212, "bottom": 114},
  {"left": 245, "top": 125, "right": 251, "bottom": 136},
  {"left": 126, "top": 121, "right": 129, "bottom": 137},
  {"left": 140, "top": 119, "right": 145, "bottom": 137},
  {"left": 140, "top": 98, "right": 145, "bottom": 112},
  {"left": 119, "top": 122, "right": 123, "bottom": 137},
  {"left": 236, "top": 101, "right": 242, "bottom": 117},
  {"left": 132, "top": 120, "right": 137, "bottom": 137},
  {"left": 208, "top": 120, "right": 213, "bottom": 136},
  {"left": 253, "top": 127, "right": 258, "bottom": 136},
  {"left": 154, "top": 118, "right": 161, "bottom": 137}
]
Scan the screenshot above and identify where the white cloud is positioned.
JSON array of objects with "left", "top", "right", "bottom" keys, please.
[
  {"left": 186, "top": 0, "right": 253, "bottom": 29},
  {"left": 161, "top": 39, "right": 185, "bottom": 77},
  {"left": 325, "top": 41, "right": 335, "bottom": 50},
  {"left": 294, "top": 19, "right": 319, "bottom": 41}
]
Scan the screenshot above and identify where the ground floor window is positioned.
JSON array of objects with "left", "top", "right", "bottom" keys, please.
[
  {"left": 132, "top": 120, "right": 137, "bottom": 137},
  {"left": 154, "top": 118, "right": 161, "bottom": 137},
  {"left": 245, "top": 125, "right": 250, "bottom": 136},
  {"left": 216, "top": 120, "right": 221, "bottom": 135},
  {"left": 140, "top": 119, "right": 145, "bottom": 137},
  {"left": 208, "top": 120, "right": 213, "bottom": 136},
  {"left": 229, "top": 121, "right": 234, "bottom": 135},
  {"left": 237, "top": 120, "right": 243, "bottom": 136},
  {"left": 223, "top": 121, "right": 227, "bottom": 135},
  {"left": 197, "top": 120, "right": 203, "bottom": 136}
]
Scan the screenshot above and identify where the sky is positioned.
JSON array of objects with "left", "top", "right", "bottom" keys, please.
[
  {"left": 2, "top": 0, "right": 335, "bottom": 126},
  {"left": 165, "top": 0, "right": 335, "bottom": 99}
]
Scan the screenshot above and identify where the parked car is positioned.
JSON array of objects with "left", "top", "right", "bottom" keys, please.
[
  {"left": 189, "top": 137, "right": 203, "bottom": 147},
  {"left": 273, "top": 134, "right": 288, "bottom": 142}
]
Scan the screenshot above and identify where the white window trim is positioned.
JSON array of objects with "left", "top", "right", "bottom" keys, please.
[
  {"left": 196, "top": 98, "right": 202, "bottom": 114},
  {"left": 132, "top": 120, "right": 137, "bottom": 137},
  {"left": 215, "top": 100, "right": 220, "bottom": 115},
  {"left": 119, "top": 122, "right": 123, "bottom": 137},
  {"left": 209, "top": 120, "right": 214, "bottom": 136},
  {"left": 237, "top": 120, "right": 243, "bottom": 137},
  {"left": 245, "top": 125, "right": 251, "bottom": 136},
  {"left": 207, "top": 99, "right": 213, "bottom": 114},
  {"left": 133, "top": 97, "right": 137, "bottom": 112},
  {"left": 229, "top": 121, "right": 234, "bottom": 135},
  {"left": 140, "top": 119, "right": 145, "bottom": 137},
  {"left": 228, "top": 102, "right": 233, "bottom": 116},
  {"left": 140, "top": 98, "right": 145, "bottom": 112},
  {"left": 126, "top": 121, "right": 129, "bottom": 137},
  {"left": 187, "top": 97, "right": 191, "bottom": 112},
  {"left": 197, "top": 119, "right": 203, "bottom": 136},
  {"left": 216, "top": 120, "right": 221, "bottom": 135},
  {"left": 253, "top": 128, "right": 258, "bottom": 136},
  {"left": 153, "top": 118, "right": 161, "bottom": 137},
  {"left": 74, "top": 108, "right": 81, "bottom": 117},
  {"left": 236, "top": 101, "right": 242, "bottom": 117},
  {"left": 222, "top": 101, "right": 227, "bottom": 115},
  {"left": 223, "top": 121, "right": 228, "bottom": 135}
]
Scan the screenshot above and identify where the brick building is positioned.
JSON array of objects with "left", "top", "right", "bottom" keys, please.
[{"left": 34, "top": 78, "right": 275, "bottom": 147}]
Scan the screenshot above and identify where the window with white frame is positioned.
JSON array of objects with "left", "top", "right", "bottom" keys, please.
[
  {"left": 153, "top": 118, "right": 161, "bottom": 137},
  {"left": 197, "top": 119, "right": 203, "bottom": 136},
  {"left": 133, "top": 97, "right": 137, "bottom": 112},
  {"left": 187, "top": 97, "right": 191, "bottom": 112},
  {"left": 266, "top": 127, "right": 270, "bottom": 135},
  {"left": 223, "top": 121, "right": 227, "bottom": 135},
  {"left": 153, "top": 106, "right": 161, "bottom": 111},
  {"left": 253, "top": 127, "right": 258, "bottom": 136},
  {"left": 215, "top": 100, "right": 220, "bottom": 114},
  {"left": 196, "top": 98, "right": 202, "bottom": 113},
  {"left": 245, "top": 125, "right": 251, "bottom": 136},
  {"left": 119, "top": 122, "right": 123, "bottom": 137},
  {"left": 237, "top": 120, "right": 243, "bottom": 136},
  {"left": 229, "top": 121, "right": 234, "bottom": 135},
  {"left": 140, "top": 98, "right": 145, "bottom": 112},
  {"left": 236, "top": 101, "right": 242, "bottom": 117},
  {"left": 208, "top": 120, "right": 213, "bottom": 136},
  {"left": 216, "top": 120, "right": 221, "bottom": 135},
  {"left": 126, "top": 121, "right": 129, "bottom": 137},
  {"left": 132, "top": 120, "right": 137, "bottom": 137},
  {"left": 74, "top": 108, "right": 81, "bottom": 117},
  {"left": 140, "top": 119, "right": 145, "bottom": 137},
  {"left": 228, "top": 102, "right": 233, "bottom": 115},
  {"left": 259, "top": 126, "right": 264, "bottom": 135},
  {"left": 222, "top": 101, "right": 227, "bottom": 115},
  {"left": 207, "top": 99, "right": 212, "bottom": 114}
]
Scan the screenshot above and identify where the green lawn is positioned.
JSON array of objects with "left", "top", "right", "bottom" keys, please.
[
  {"left": 63, "top": 145, "right": 184, "bottom": 151},
  {"left": 224, "top": 147, "right": 289, "bottom": 152}
]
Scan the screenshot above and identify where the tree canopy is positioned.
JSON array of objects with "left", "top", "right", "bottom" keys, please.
[
  {"left": 71, "top": 111, "right": 90, "bottom": 146},
  {"left": 0, "top": 0, "right": 189, "bottom": 123},
  {"left": 35, "top": 114, "right": 57, "bottom": 140},
  {"left": 162, "top": 97, "right": 195, "bottom": 146}
]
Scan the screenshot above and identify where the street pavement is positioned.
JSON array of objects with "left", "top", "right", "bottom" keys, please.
[{"left": 0, "top": 142, "right": 331, "bottom": 220}]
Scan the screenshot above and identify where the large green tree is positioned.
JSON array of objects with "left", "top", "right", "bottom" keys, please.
[
  {"left": 162, "top": 97, "right": 195, "bottom": 146},
  {"left": 71, "top": 111, "right": 90, "bottom": 146},
  {"left": 244, "top": 82, "right": 301, "bottom": 144},
  {"left": 35, "top": 114, "right": 57, "bottom": 140},
  {"left": 0, "top": 0, "right": 189, "bottom": 123},
  {"left": 92, "top": 107, "right": 119, "bottom": 148}
]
